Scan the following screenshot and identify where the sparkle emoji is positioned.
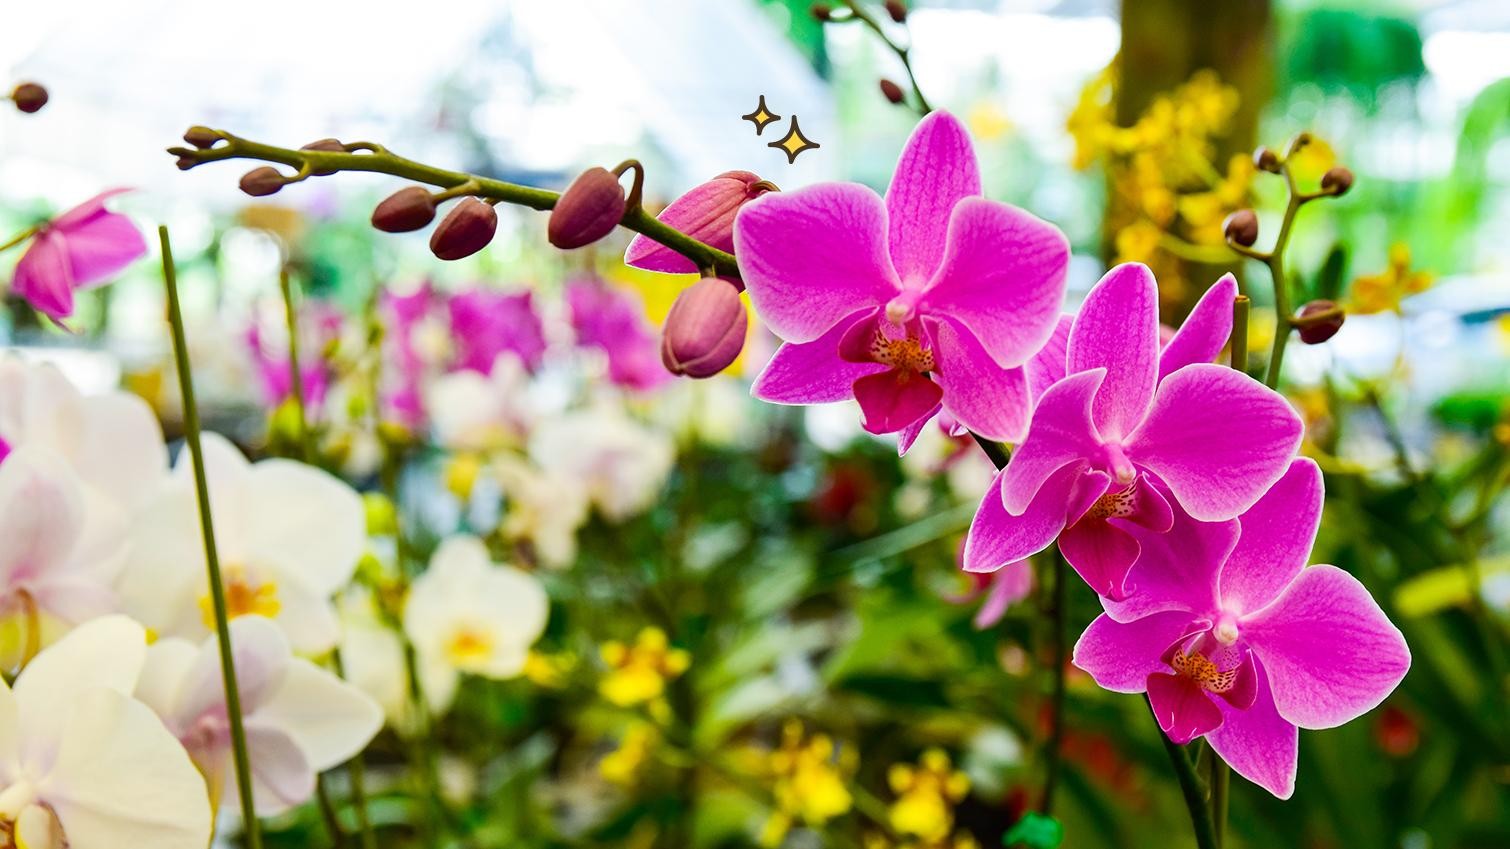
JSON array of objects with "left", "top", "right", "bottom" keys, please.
[
  {"left": 768, "top": 116, "right": 820, "bottom": 164},
  {"left": 741, "top": 95, "right": 781, "bottom": 136}
]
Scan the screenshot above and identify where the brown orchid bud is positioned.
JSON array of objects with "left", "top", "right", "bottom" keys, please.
[
  {"left": 1296, "top": 300, "right": 1344, "bottom": 344},
  {"left": 371, "top": 186, "right": 437, "bottom": 233},
  {"left": 429, "top": 198, "right": 498, "bottom": 260},
  {"left": 810, "top": 3, "right": 834, "bottom": 22},
  {"left": 1321, "top": 166, "right": 1354, "bottom": 197},
  {"left": 879, "top": 79, "right": 906, "bottom": 105},
  {"left": 885, "top": 0, "right": 908, "bottom": 22},
  {"left": 183, "top": 126, "right": 221, "bottom": 149},
  {"left": 548, "top": 167, "right": 626, "bottom": 249},
  {"left": 300, "top": 138, "right": 345, "bottom": 176},
  {"left": 661, "top": 277, "right": 747, "bottom": 378},
  {"left": 239, "top": 167, "right": 286, "bottom": 197},
  {"left": 1253, "top": 146, "right": 1280, "bottom": 174},
  {"left": 11, "top": 83, "right": 47, "bottom": 114},
  {"left": 1223, "top": 209, "right": 1259, "bottom": 247}
]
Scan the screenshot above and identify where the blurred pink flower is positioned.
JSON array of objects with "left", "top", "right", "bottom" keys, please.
[
  {"left": 1073, "top": 459, "right": 1410, "bottom": 798},
  {"left": 737, "top": 111, "right": 1069, "bottom": 441},
  {"left": 244, "top": 304, "right": 341, "bottom": 414},
  {"left": 948, "top": 551, "right": 1034, "bottom": 630},
  {"left": 565, "top": 279, "right": 669, "bottom": 391},
  {"left": 448, "top": 288, "right": 546, "bottom": 374},
  {"left": 381, "top": 284, "right": 440, "bottom": 426},
  {"left": 964, "top": 265, "right": 1301, "bottom": 600},
  {"left": 10, "top": 189, "right": 146, "bottom": 321},
  {"left": 624, "top": 170, "right": 772, "bottom": 277}
]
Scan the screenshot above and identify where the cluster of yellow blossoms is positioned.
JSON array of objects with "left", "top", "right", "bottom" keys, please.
[
  {"left": 748, "top": 720, "right": 858, "bottom": 846},
  {"left": 1350, "top": 243, "right": 1434, "bottom": 315}
]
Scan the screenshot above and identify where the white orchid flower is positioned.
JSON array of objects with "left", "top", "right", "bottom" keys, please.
[
  {"left": 0, "top": 448, "right": 127, "bottom": 668},
  {"left": 404, "top": 536, "right": 548, "bottom": 694},
  {"left": 529, "top": 408, "right": 673, "bottom": 522},
  {"left": 338, "top": 589, "right": 458, "bottom": 733},
  {"left": 117, "top": 432, "right": 365, "bottom": 653},
  {"left": 0, "top": 614, "right": 212, "bottom": 849},
  {"left": 494, "top": 455, "right": 589, "bottom": 570},
  {"left": 427, "top": 353, "right": 536, "bottom": 453},
  {"left": 135, "top": 615, "right": 382, "bottom": 816}
]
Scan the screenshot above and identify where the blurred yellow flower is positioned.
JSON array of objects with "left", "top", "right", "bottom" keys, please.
[
  {"left": 599, "top": 627, "right": 691, "bottom": 708},
  {"left": 751, "top": 720, "right": 855, "bottom": 846},
  {"left": 1349, "top": 243, "right": 1433, "bottom": 315},
  {"left": 600, "top": 721, "right": 658, "bottom": 786},
  {"left": 887, "top": 749, "right": 970, "bottom": 843},
  {"left": 444, "top": 452, "right": 484, "bottom": 500},
  {"left": 523, "top": 650, "right": 574, "bottom": 688},
  {"left": 966, "top": 101, "right": 1013, "bottom": 143}
]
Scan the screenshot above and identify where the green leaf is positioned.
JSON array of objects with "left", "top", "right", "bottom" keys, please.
[{"left": 1004, "top": 812, "right": 1065, "bottom": 848}]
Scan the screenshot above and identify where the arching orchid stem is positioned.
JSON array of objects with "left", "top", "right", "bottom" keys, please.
[
  {"left": 168, "top": 132, "right": 740, "bottom": 278},
  {"left": 160, "top": 225, "right": 265, "bottom": 849},
  {"left": 837, "top": 0, "right": 932, "bottom": 114},
  {"left": 1150, "top": 695, "right": 1219, "bottom": 849}
]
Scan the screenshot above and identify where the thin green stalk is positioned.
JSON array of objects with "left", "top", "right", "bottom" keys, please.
[
  {"left": 160, "top": 226, "right": 264, "bottom": 849},
  {"left": 838, "top": 0, "right": 932, "bottom": 114},
  {"left": 1149, "top": 698, "right": 1218, "bottom": 849},
  {"left": 0, "top": 226, "right": 38, "bottom": 253},
  {"left": 1262, "top": 191, "right": 1300, "bottom": 388},
  {"left": 315, "top": 774, "right": 348, "bottom": 848},
  {"left": 1039, "top": 551, "right": 1068, "bottom": 814},
  {"left": 1210, "top": 755, "right": 1230, "bottom": 848},
  {"left": 1231, "top": 295, "right": 1249, "bottom": 374}
]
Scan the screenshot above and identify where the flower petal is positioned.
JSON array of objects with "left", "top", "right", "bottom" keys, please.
[
  {"left": 60, "top": 209, "right": 147, "bottom": 290},
  {"left": 751, "top": 310, "right": 886, "bottom": 405},
  {"left": 852, "top": 370, "right": 942, "bottom": 436},
  {"left": 1059, "top": 518, "right": 1141, "bottom": 600},
  {"left": 1219, "top": 458, "right": 1323, "bottom": 615},
  {"left": 256, "top": 658, "right": 382, "bottom": 772},
  {"left": 1159, "top": 274, "right": 1237, "bottom": 379},
  {"left": 243, "top": 459, "right": 365, "bottom": 595},
  {"left": 734, "top": 184, "right": 899, "bottom": 343},
  {"left": 921, "top": 197, "right": 1069, "bottom": 368},
  {"left": 928, "top": 316, "right": 1032, "bottom": 442},
  {"left": 1241, "top": 565, "right": 1410, "bottom": 729},
  {"left": 1067, "top": 263, "right": 1160, "bottom": 441},
  {"left": 1025, "top": 314, "right": 1073, "bottom": 401},
  {"left": 1073, "top": 610, "right": 1202, "bottom": 693},
  {"left": 962, "top": 465, "right": 1077, "bottom": 574},
  {"left": 76, "top": 392, "right": 168, "bottom": 512},
  {"left": 15, "top": 615, "right": 146, "bottom": 747},
  {"left": 235, "top": 723, "right": 315, "bottom": 816},
  {"left": 176, "top": 616, "right": 291, "bottom": 721},
  {"left": 895, "top": 405, "right": 941, "bottom": 456},
  {"left": 625, "top": 171, "right": 758, "bottom": 273},
  {"left": 1206, "top": 659, "right": 1299, "bottom": 799},
  {"left": 1125, "top": 363, "right": 1303, "bottom": 521},
  {"left": 1102, "top": 507, "right": 1237, "bottom": 623},
  {"left": 12, "top": 231, "right": 76, "bottom": 320},
  {"left": 974, "top": 560, "right": 1033, "bottom": 629},
  {"left": 1000, "top": 369, "right": 1104, "bottom": 515},
  {"left": 0, "top": 448, "right": 85, "bottom": 581},
  {"left": 885, "top": 111, "right": 981, "bottom": 283},
  {"left": 1147, "top": 672, "right": 1224, "bottom": 744}
]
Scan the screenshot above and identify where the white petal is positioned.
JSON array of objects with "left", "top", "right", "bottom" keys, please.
[
  {"left": 227, "top": 723, "right": 315, "bottom": 817},
  {"left": 15, "top": 615, "right": 146, "bottom": 747},
  {"left": 255, "top": 659, "right": 382, "bottom": 771},
  {"left": 38, "top": 689, "right": 212, "bottom": 849},
  {"left": 75, "top": 393, "right": 168, "bottom": 512},
  {"left": 134, "top": 638, "right": 198, "bottom": 728},
  {"left": 242, "top": 460, "right": 364, "bottom": 595},
  {"left": 176, "top": 616, "right": 290, "bottom": 721},
  {"left": 0, "top": 360, "right": 85, "bottom": 460},
  {"left": 267, "top": 576, "right": 342, "bottom": 655},
  {"left": 115, "top": 483, "right": 207, "bottom": 641},
  {"left": 0, "top": 448, "right": 85, "bottom": 583}
]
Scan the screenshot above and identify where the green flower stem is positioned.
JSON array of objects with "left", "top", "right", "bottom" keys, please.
[
  {"left": 1231, "top": 295, "right": 1249, "bottom": 374},
  {"left": 1210, "top": 754, "right": 1230, "bottom": 848},
  {"left": 159, "top": 226, "right": 264, "bottom": 849},
  {"left": 1150, "top": 697, "right": 1218, "bottom": 849},
  {"left": 0, "top": 226, "right": 38, "bottom": 254},
  {"left": 276, "top": 268, "right": 378, "bottom": 849},
  {"left": 838, "top": 0, "right": 933, "bottom": 115},
  {"left": 1039, "top": 549, "right": 1068, "bottom": 815},
  {"left": 168, "top": 133, "right": 740, "bottom": 279}
]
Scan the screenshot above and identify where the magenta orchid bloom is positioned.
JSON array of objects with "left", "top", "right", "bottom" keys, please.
[
  {"left": 964, "top": 264, "right": 1303, "bottom": 600},
  {"left": 565, "top": 279, "right": 670, "bottom": 391},
  {"left": 949, "top": 556, "right": 1034, "bottom": 630},
  {"left": 1073, "top": 458, "right": 1411, "bottom": 798},
  {"left": 736, "top": 111, "right": 1069, "bottom": 442},
  {"left": 448, "top": 288, "right": 547, "bottom": 374},
  {"left": 625, "top": 171, "right": 772, "bottom": 277},
  {"left": 11, "top": 189, "right": 146, "bottom": 322}
]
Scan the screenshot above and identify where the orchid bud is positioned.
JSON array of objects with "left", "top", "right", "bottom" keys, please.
[
  {"left": 1321, "top": 166, "right": 1354, "bottom": 197},
  {"left": 624, "top": 170, "right": 774, "bottom": 275},
  {"left": 372, "top": 186, "right": 437, "bottom": 232},
  {"left": 548, "top": 167, "right": 626, "bottom": 249},
  {"left": 429, "top": 197, "right": 498, "bottom": 260},
  {"left": 11, "top": 82, "right": 47, "bottom": 114},
  {"left": 239, "top": 166, "right": 286, "bottom": 197},
  {"left": 183, "top": 126, "right": 220, "bottom": 149},
  {"left": 1223, "top": 209, "right": 1259, "bottom": 247},
  {"left": 1296, "top": 300, "right": 1344, "bottom": 344},
  {"left": 885, "top": 0, "right": 908, "bottom": 22},
  {"left": 810, "top": 3, "right": 834, "bottom": 21},
  {"left": 661, "top": 277, "right": 747, "bottom": 378},
  {"left": 880, "top": 79, "right": 906, "bottom": 105},
  {"left": 1253, "top": 146, "right": 1280, "bottom": 174},
  {"left": 301, "top": 138, "right": 345, "bottom": 175}
]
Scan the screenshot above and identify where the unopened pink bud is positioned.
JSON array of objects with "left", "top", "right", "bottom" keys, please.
[
  {"left": 429, "top": 198, "right": 498, "bottom": 260},
  {"left": 372, "top": 186, "right": 437, "bottom": 232},
  {"left": 548, "top": 167, "right": 626, "bottom": 249},
  {"left": 239, "top": 166, "right": 286, "bottom": 197},
  {"left": 624, "top": 171, "right": 774, "bottom": 275},
  {"left": 661, "top": 277, "right": 747, "bottom": 378}
]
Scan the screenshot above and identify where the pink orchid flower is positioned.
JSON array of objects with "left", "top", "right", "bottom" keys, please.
[
  {"left": 736, "top": 111, "right": 1069, "bottom": 441},
  {"left": 624, "top": 171, "right": 773, "bottom": 277},
  {"left": 11, "top": 189, "right": 146, "bottom": 321},
  {"left": 947, "top": 555, "right": 1034, "bottom": 630},
  {"left": 565, "top": 279, "right": 670, "bottom": 391},
  {"left": 1073, "top": 458, "right": 1411, "bottom": 798},
  {"left": 448, "top": 288, "right": 547, "bottom": 374},
  {"left": 964, "top": 264, "right": 1303, "bottom": 599}
]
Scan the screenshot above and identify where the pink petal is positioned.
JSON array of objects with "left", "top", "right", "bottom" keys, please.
[
  {"left": 1103, "top": 507, "right": 1238, "bottom": 623},
  {"left": 0, "top": 449, "right": 85, "bottom": 579},
  {"left": 11, "top": 231, "right": 77, "bottom": 319},
  {"left": 1147, "top": 672, "right": 1224, "bottom": 744},
  {"left": 752, "top": 310, "right": 886, "bottom": 404},
  {"left": 896, "top": 406, "right": 941, "bottom": 456},
  {"left": 1126, "top": 363, "right": 1303, "bottom": 521},
  {"left": 625, "top": 171, "right": 760, "bottom": 273},
  {"left": 962, "top": 465, "right": 1077, "bottom": 574},
  {"left": 920, "top": 198, "right": 1069, "bottom": 369},
  {"left": 61, "top": 209, "right": 148, "bottom": 289},
  {"left": 974, "top": 560, "right": 1034, "bottom": 628},
  {"left": 51, "top": 188, "right": 133, "bottom": 230},
  {"left": 238, "top": 724, "right": 316, "bottom": 815},
  {"left": 734, "top": 184, "right": 899, "bottom": 344},
  {"left": 1206, "top": 660, "right": 1299, "bottom": 799},
  {"left": 179, "top": 617, "right": 292, "bottom": 720},
  {"left": 1219, "top": 458, "right": 1323, "bottom": 615},
  {"left": 1073, "top": 611, "right": 1205, "bottom": 692},
  {"left": 1159, "top": 274, "right": 1238, "bottom": 378},
  {"left": 1025, "top": 314, "right": 1073, "bottom": 401},
  {"left": 1059, "top": 518, "right": 1141, "bottom": 600},
  {"left": 1067, "top": 263, "right": 1160, "bottom": 441},
  {"left": 853, "top": 370, "right": 943, "bottom": 435},
  {"left": 928, "top": 316, "right": 1032, "bottom": 442},
  {"left": 885, "top": 111, "right": 981, "bottom": 284},
  {"left": 1241, "top": 565, "right": 1410, "bottom": 729},
  {"left": 1000, "top": 369, "right": 1104, "bottom": 515}
]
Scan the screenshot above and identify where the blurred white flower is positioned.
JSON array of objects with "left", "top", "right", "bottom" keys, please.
[
  {"left": 530, "top": 407, "right": 673, "bottom": 522},
  {"left": 118, "top": 432, "right": 365, "bottom": 653},
  {"left": 0, "top": 615, "right": 212, "bottom": 849},
  {"left": 0, "top": 356, "right": 167, "bottom": 513},
  {"left": 136, "top": 615, "right": 382, "bottom": 816},
  {"left": 337, "top": 588, "right": 457, "bottom": 733},
  {"left": 0, "top": 448, "right": 126, "bottom": 667},
  {"left": 494, "top": 455, "right": 589, "bottom": 569},
  {"left": 427, "top": 353, "right": 536, "bottom": 453},
  {"left": 404, "top": 535, "right": 548, "bottom": 694}
]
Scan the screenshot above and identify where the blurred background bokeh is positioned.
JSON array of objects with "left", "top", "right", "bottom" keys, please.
[{"left": 3, "top": 1, "right": 1509, "bottom": 847}]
